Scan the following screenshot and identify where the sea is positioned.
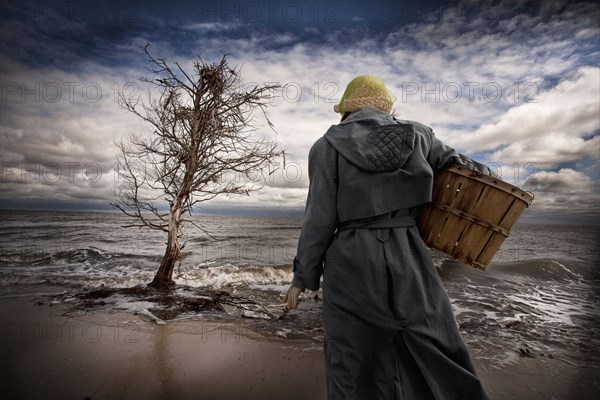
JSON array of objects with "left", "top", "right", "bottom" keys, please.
[{"left": 0, "top": 210, "right": 599, "bottom": 371}]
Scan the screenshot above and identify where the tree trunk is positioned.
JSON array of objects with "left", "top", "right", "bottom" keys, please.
[{"left": 149, "top": 204, "right": 182, "bottom": 289}]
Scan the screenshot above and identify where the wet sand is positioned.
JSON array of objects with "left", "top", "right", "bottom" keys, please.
[
  {"left": 0, "top": 294, "right": 325, "bottom": 400},
  {"left": 1, "top": 290, "right": 598, "bottom": 400}
]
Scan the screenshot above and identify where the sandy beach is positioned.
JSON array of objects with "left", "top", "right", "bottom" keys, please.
[
  {"left": 1, "top": 285, "right": 598, "bottom": 400},
  {"left": 0, "top": 293, "right": 325, "bottom": 399}
]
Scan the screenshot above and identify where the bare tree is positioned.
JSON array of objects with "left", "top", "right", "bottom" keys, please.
[{"left": 111, "top": 44, "right": 283, "bottom": 289}]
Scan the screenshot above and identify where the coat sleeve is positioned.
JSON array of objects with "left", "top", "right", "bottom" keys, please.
[
  {"left": 291, "top": 138, "right": 338, "bottom": 291},
  {"left": 427, "top": 130, "right": 499, "bottom": 178}
]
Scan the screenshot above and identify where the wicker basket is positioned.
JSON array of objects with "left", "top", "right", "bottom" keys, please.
[{"left": 418, "top": 165, "right": 533, "bottom": 270}]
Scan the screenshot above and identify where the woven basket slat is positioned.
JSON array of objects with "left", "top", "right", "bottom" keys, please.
[{"left": 418, "top": 165, "right": 533, "bottom": 270}]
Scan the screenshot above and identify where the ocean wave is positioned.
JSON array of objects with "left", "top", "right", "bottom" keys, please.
[
  {"left": 0, "top": 247, "right": 114, "bottom": 265},
  {"left": 494, "top": 259, "right": 597, "bottom": 281},
  {"left": 438, "top": 258, "right": 595, "bottom": 282},
  {"left": 45, "top": 247, "right": 113, "bottom": 263},
  {"left": 0, "top": 255, "right": 294, "bottom": 291},
  {"left": 0, "top": 253, "right": 52, "bottom": 263},
  {"left": 176, "top": 264, "right": 293, "bottom": 290},
  {"left": 0, "top": 247, "right": 152, "bottom": 266}
]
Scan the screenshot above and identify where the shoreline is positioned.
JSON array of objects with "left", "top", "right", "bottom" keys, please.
[{"left": 1, "top": 285, "right": 598, "bottom": 400}]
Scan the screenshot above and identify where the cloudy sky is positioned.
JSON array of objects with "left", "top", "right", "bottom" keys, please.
[{"left": 0, "top": 0, "right": 598, "bottom": 223}]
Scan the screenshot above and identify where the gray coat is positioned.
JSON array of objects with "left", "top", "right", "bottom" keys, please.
[{"left": 292, "top": 108, "right": 489, "bottom": 399}]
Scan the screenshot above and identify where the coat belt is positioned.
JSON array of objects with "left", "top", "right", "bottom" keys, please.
[{"left": 337, "top": 216, "right": 417, "bottom": 230}]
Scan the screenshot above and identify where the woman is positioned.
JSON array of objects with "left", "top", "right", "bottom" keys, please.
[{"left": 284, "top": 75, "right": 490, "bottom": 399}]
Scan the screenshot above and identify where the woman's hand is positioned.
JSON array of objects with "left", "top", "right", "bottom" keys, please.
[{"left": 283, "top": 285, "right": 305, "bottom": 309}]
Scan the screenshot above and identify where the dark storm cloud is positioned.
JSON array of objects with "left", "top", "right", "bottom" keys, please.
[{"left": 0, "top": 0, "right": 598, "bottom": 219}]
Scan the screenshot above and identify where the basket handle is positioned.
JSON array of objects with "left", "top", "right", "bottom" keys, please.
[{"left": 525, "top": 191, "right": 535, "bottom": 205}]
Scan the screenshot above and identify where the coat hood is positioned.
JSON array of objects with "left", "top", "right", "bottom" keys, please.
[{"left": 323, "top": 108, "right": 415, "bottom": 173}]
